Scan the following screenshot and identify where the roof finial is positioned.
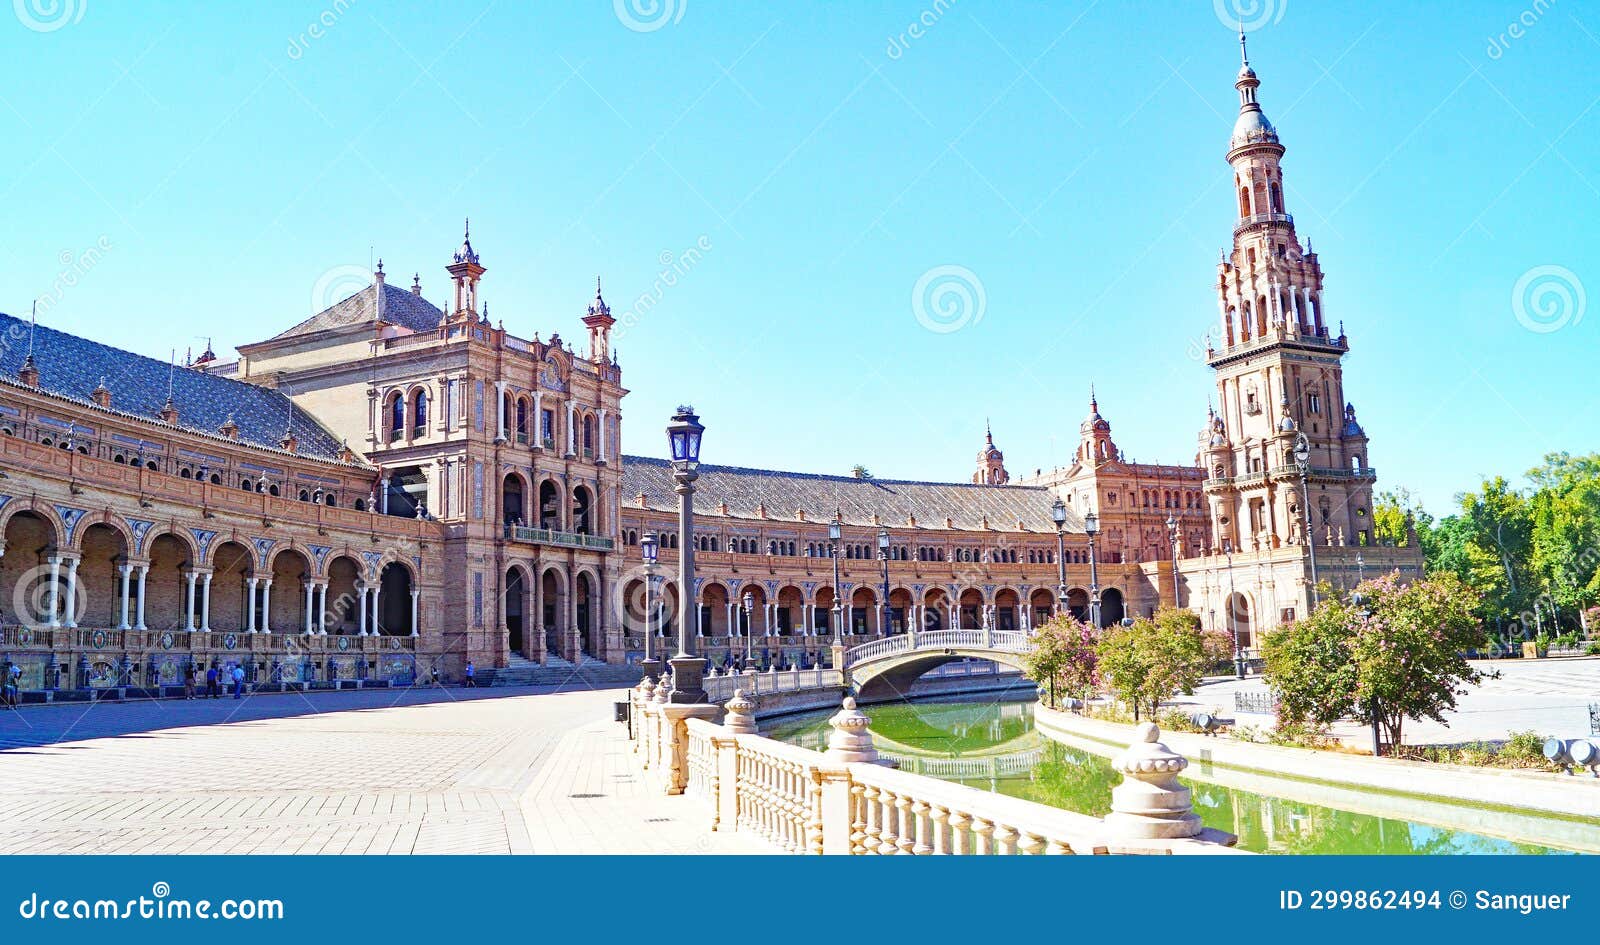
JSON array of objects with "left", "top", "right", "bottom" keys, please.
[
  {"left": 1239, "top": 17, "right": 1248, "bottom": 66},
  {"left": 1089, "top": 382, "right": 1098, "bottom": 412},
  {"left": 985, "top": 417, "right": 993, "bottom": 445},
  {"left": 26, "top": 299, "right": 37, "bottom": 361}
]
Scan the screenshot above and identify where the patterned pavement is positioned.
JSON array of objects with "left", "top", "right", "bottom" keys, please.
[{"left": 0, "top": 685, "right": 765, "bottom": 854}]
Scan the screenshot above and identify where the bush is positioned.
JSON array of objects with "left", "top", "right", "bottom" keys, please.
[{"left": 1497, "top": 731, "right": 1548, "bottom": 767}]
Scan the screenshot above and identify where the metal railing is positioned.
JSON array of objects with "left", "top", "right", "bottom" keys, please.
[
  {"left": 504, "top": 524, "right": 615, "bottom": 551},
  {"left": 1233, "top": 690, "right": 1280, "bottom": 716}
]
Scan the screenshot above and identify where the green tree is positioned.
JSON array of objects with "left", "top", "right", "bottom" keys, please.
[
  {"left": 1022, "top": 614, "right": 1099, "bottom": 708},
  {"left": 1262, "top": 574, "right": 1487, "bottom": 753},
  {"left": 1096, "top": 607, "right": 1207, "bottom": 720}
]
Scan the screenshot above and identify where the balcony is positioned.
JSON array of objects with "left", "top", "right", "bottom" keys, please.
[
  {"left": 504, "top": 524, "right": 615, "bottom": 551},
  {"left": 1233, "top": 211, "right": 1294, "bottom": 236}
]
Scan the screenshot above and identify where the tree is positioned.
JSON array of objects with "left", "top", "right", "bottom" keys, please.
[
  {"left": 1262, "top": 574, "right": 1487, "bottom": 753},
  {"left": 1022, "top": 614, "right": 1098, "bottom": 708},
  {"left": 849, "top": 464, "right": 872, "bottom": 480},
  {"left": 1096, "top": 608, "right": 1207, "bottom": 720}
]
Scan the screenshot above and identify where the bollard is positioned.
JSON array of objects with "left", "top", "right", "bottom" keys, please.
[{"left": 823, "top": 696, "right": 879, "bottom": 764}]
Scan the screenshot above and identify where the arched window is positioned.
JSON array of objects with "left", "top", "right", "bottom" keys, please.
[
  {"left": 389, "top": 394, "right": 405, "bottom": 442},
  {"left": 516, "top": 399, "right": 529, "bottom": 443},
  {"left": 1269, "top": 181, "right": 1283, "bottom": 213},
  {"left": 412, "top": 389, "right": 429, "bottom": 432},
  {"left": 1238, "top": 185, "right": 1250, "bottom": 217},
  {"left": 582, "top": 415, "right": 594, "bottom": 457}
]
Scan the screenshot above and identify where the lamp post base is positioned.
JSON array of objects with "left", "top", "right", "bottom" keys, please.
[
  {"left": 666, "top": 655, "right": 708, "bottom": 704},
  {"left": 638, "top": 657, "right": 664, "bottom": 683}
]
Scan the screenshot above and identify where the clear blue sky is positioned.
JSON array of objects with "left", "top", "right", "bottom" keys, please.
[{"left": 3, "top": 1, "right": 1596, "bottom": 517}]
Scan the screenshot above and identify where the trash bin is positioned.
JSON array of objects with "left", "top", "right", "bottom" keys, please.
[{"left": 614, "top": 701, "right": 630, "bottom": 723}]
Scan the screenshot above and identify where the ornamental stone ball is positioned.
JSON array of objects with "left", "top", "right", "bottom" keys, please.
[
  {"left": 1103, "top": 722, "right": 1203, "bottom": 840},
  {"left": 722, "top": 688, "right": 758, "bottom": 735},
  {"left": 823, "top": 696, "right": 879, "bottom": 764}
]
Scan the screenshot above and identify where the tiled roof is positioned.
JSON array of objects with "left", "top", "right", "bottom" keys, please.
[
  {"left": 272, "top": 282, "right": 444, "bottom": 339},
  {"left": 621, "top": 455, "right": 1082, "bottom": 533},
  {"left": 0, "top": 312, "right": 353, "bottom": 463}
]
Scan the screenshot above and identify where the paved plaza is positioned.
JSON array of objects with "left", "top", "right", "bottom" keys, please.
[
  {"left": 0, "top": 685, "right": 765, "bottom": 855},
  {"left": 1193, "top": 657, "right": 1600, "bottom": 745}
]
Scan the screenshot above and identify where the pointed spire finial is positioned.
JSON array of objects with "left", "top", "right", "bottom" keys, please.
[{"left": 1239, "top": 18, "right": 1248, "bottom": 65}]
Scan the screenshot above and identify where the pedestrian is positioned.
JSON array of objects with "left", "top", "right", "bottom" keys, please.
[
  {"left": 231, "top": 664, "right": 245, "bottom": 699},
  {"left": 464, "top": 660, "right": 476, "bottom": 688},
  {"left": 429, "top": 665, "right": 439, "bottom": 687},
  {"left": 183, "top": 665, "right": 196, "bottom": 701},
  {"left": 206, "top": 665, "right": 220, "bottom": 699}
]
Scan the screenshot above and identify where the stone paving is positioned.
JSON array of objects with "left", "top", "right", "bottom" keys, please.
[
  {"left": 1190, "top": 656, "right": 1600, "bottom": 745},
  {"left": 0, "top": 685, "right": 767, "bottom": 854}
]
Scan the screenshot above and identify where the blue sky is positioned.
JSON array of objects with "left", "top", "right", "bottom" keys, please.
[{"left": 2, "top": 1, "right": 1596, "bottom": 516}]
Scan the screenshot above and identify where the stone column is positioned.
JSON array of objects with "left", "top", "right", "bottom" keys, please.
[
  {"left": 566, "top": 400, "right": 577, "bottom": 455},
  {"left": 117, "top": 564, "right": 132, "bottom": 630},
  {"left": 259, "top": 579, "right": 272, "bottom": 634},
  {"left": 317, "top": 582, "right": 328, "bottom": 634},
  {"left": 63, "top": 557, "right": 79, "bottom": 628},
  {"left": 245, "top": 577, "right": 259, "bottom": 632},
  {"left": 183, "top": 570, "right": 198, "bottom": 631},
  {"left": 45, "top": 555, "right": 61, "bottom": 627},
  {"left": 356, "top": 586, "right": 368, "bottom": 635},
  {"left": 410, "top": 589, "right": 419, "bottom": 637},
  {"left": 370, "top": 584, "right": 381, "bottom": 635},
  {"left": 532, "top": 391, "right": 544, "bottom": 447},
  {"left": 494, "top": 380, "right": 508, "bottom": 442},
  {"left": 134, "top": 565, "right": 148, "bottom": 631},
  {"left": 200, "top": 572, "right": 213, "bottom": 632},
  {"left": 301, "top": 581, "right": 315, "bottom": 634},
  {"left": 598, "top": 408, "right": 609, "bottom": 462}
]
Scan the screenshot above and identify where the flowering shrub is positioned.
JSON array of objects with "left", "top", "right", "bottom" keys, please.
[{"left": 1023, "top": 614, "right": 1099, "bottom": 708}]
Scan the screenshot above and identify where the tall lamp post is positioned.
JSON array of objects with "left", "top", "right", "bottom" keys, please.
[
  {"left": 639, "top": 533, "right": 662, "bottom": 681},
  {"left": 829, "top": 512, "right": 843, "bottom": 644},
  {"left": 1166, "top": 512, "right": 1182, "bottom": 609},
  {"left": 1353, "top": 590, "right": 1381, "bottom": 756},
  {"left": 1050, "top": 498, "right": 1069, "bottom": 616},
  {"left": 1294, "top": 432, "right": 1320, "bottom": 611},
  {"left": 665, "top": 406, "right": 706, "bottom": 703},
  {"left": 1224, "top": 538, "right": 1243, "bottom": 678},
  {"left": 1084, "top": 509, "right": 1101, "bottom": 629},
  {"left": 741, "top": 591, "right": 754, "bottom": 668},
  {"left": 877, "top": 527, "right": 892, "bottom": 636}
]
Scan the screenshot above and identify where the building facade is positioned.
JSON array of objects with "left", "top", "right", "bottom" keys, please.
[{"left": 0, "top": 38, "right": 1420, "bottom": 693}]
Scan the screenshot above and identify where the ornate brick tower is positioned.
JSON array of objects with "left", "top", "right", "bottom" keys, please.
[
  {"left": 973, "top": 422, "right": 1010, "bottom": 485},
  {"left": 1202, "top": 32, "right": 1377, "bottom": 556}
]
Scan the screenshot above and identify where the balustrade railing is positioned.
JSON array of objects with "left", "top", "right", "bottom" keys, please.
[
  {"left": 841, "top": 628, "right": 1031, "bottom": 668},
  {"left": 703, "top": 666, "right": 843, "bottom": 704}
]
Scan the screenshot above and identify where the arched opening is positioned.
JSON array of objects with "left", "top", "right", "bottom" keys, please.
[
  {"left": 388, "top": 393, "right": 406, "bottom": 443},
  {"left": 958, "top": 588, "right": 983, "bottom": 630},
  {"left": 776, "top": 585, "right": 803, "bottom": 635},
  {"left": 814, "top": 586, "right": 838, "bottom": 636},
  {"left": 994, "top": 588, "right": 1020, "bottom": 633},
  {"left": 735, "top": 584, "right": 768, "bottom": 636},
  {"left": 922, "top": 588, "right": 948, "bottom": 632},
  {"left": 505, "top": 566, "right": 527, "bottom": 656},
  {"left": 1099, "top": 588, "right": 1126, "bottom": 627},
  {"left": 146, "top": 533, "right": 194, "bottom": 632},
  {"left": 541, "top": 568, "right": 567, "bottom": 657},
  {"left": 538, "top": 480, "right": 561, "bottom": 530},
  {"left": 575, "top": 572, "right": 595, "bottom": 657},
  {"left": 582, "top": 414, "right": 595, "bottom": 459},
  {"left": 1225, "top": 591, "right": 1253, "bottom": 650},
  {"left": 211, "top": 540, "right": 255, "bottom": 632},
  {"left": 326, "top": 555, "right": 361, "bottom": 634},
  {"left": 572, "top": 485, "right": 594, "bottom": 535},
  {"left": 1, "top": 512, "right": 59, "bottom": 628},
  {"left": 411, "top": 388, "right": 429, "bottom": 434},
  {"left": 888, "top": 587, "right": 914, "bottom": 634},
  {"left": 269, "top": 549, "right": 311, "bottom": 634},
  {"left": 702, "top": 581, "right": 729, "bottom": 638},
  {"left": 377, "top": 562, "right": 414, "bottom": 636},
  {"left": 1066, "top": 588, "right": 1089, "bottom": 622},
  {"left": 849, "top": 587, "right": 876, "bottom": 636},
  {"left": 76, "top": 523, "right": 127, "bottom": 628},
  {"left": 502, "top": 474, "right": 525, "bottom": 528},
  {"left": 1028, "top": 588, "right": 1055, "bottom": 626}
]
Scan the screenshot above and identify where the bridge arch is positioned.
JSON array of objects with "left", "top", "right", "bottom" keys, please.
[{"left": 845, "top": 630, "right": 1033, "bottom": 703}]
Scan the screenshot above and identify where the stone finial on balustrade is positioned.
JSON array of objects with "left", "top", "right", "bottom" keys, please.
[
  {"left": 1103, "top": 722, "right": 1202, "bottom": 840},
  {"left": 823, "top": 696, "right": 879, "bottom": 764},
  {"left": 722, "top": 688, "right": 758, "bottom": 735},
  {"left": 637, "top": 674, "right": 657, "bottom": 703}
]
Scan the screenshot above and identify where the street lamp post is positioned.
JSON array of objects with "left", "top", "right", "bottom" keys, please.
[
  {"left": 639, "top": 533, "right": 662, "bottom": 681},
  {"left": 1224, "top": 538, "right": 1243, "bottom": 678},
  {"left": 741, "top": 591, "right": 754, "bottom": 668},
  {"left": 1051, "top": 498, "right": 1069, "bottom": 616},
  {"left": 1084, "top": 510, "right": 1101, "bottom": 629},
  {"left": 877, "top": 527, "right": 892, "bottom": 636},
  {"left": 1294, "top": 432, "right": 1320, "bottom": 612},
  {"left": 1166, "top": 512, "right": 1181, "bottom": 610},
  {"left": 829, "top": 512, "right": 843, "bottom": 645},
  {"left": 665, "top": 406, "right": 706, "bottom": 703},
  {"left": 1353, "top": 590, "right": 1381, "bottom": 756}
]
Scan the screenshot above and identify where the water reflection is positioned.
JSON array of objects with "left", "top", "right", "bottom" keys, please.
[{"left": 763, "top": 699, "right": 1571, "bottom": 856}]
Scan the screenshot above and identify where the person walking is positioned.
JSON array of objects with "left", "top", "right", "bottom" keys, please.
[
  {"left": 464, "top": 661, "right": 476, "bottom": 688},
  {"left": 205, "top": 665, "right": 220, "bottom": 699},
  {"left": 183, "top": 665, "right": 196, "bottom": 700},
  {"left": 231, "top": 664, "right": 245, "bottom": 699}
]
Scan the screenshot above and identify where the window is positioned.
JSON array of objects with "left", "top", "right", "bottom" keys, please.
[
  {"left": 413, "top": 390, "right": 429, "bottom": 431},
  {"left": 389, "top": 395, "right": 405, "bottom": 442},
  {"left": 1307, "top": 392, "right": 1321, "bottom": 415}
]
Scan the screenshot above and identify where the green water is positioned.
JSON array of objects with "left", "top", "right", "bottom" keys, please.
[{"left": 763, "top": 698, "right": 1577, "bottom": 855}]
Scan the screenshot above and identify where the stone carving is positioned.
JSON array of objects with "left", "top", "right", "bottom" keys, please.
[
  {"left": 823, "top": 696, "right": 879, "bottom": 764},
  {"left": 722, "top": 689, "right": 758, "bottom": 735},
  {"left": 1103, "top": 721, "right": 1202, "bottom": 840}
]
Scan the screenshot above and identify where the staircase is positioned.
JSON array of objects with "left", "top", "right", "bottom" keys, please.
[{"left": 481, "top": 653, "right": 641, "bottom": 689}]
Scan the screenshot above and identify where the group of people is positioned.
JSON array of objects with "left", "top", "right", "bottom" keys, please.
[
  {"left": 1, "top": 662, "right": 20, "bottom": 707},
  {"left": 181, "top": 663, "right": 247, "bottom": 700}
]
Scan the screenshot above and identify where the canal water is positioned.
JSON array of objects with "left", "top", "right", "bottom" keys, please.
[{"left": 763, "top": 696, "right": 1578, "bottom": 855}]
